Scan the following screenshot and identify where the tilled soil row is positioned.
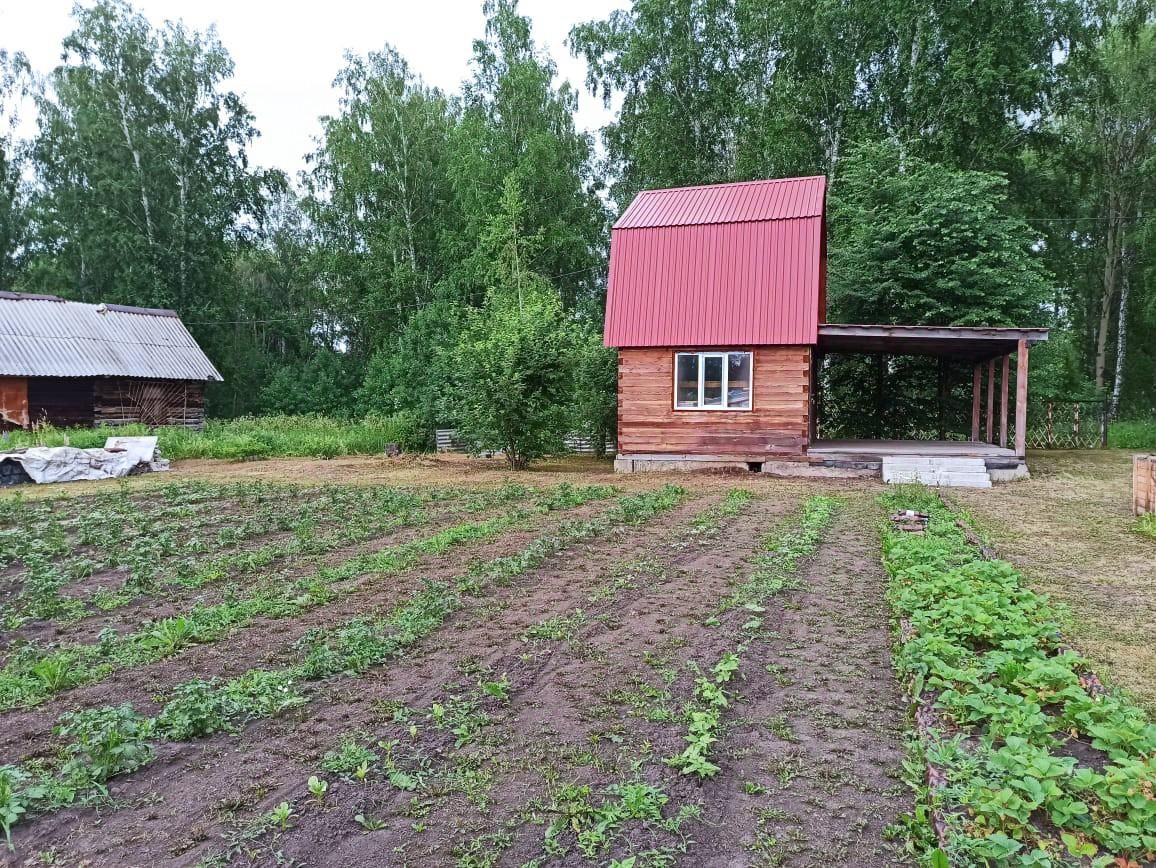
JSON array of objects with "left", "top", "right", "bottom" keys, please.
[
  {"left": 688, "top": 496, "right": 912, "bottom": 867},
  {"left": 0, "top": 496, "right": 613, "bottom": 765},
  {"left": 5, "top": 489, "right": 719, "bottom": 865},
  {"left": 190, "top": 491, "right": 789, "bottom": 866},
  {"left": 1, "top": 483, "right": 467, "bottom": 637},
  {"left": 312, "top": 492, "right": 910, "bottom": 868},
  {"left": 4, "top": 492, "right": 514, "bottom": 652}
]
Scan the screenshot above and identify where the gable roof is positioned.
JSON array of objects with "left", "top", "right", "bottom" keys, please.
[
  {"left": 604, "top": 176, "right": 826, "bottom": 348},
  {"left": 0, "top": 292, "right": 223, "bottom": 381}
]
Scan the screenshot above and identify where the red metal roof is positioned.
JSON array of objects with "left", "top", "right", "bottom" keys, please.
[{"left": 605, "top": 176, "right": 826, "bottom": 348}]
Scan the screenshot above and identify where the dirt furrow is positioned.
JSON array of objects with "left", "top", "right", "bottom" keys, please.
[
  {"left": 690, "top": 495, "right": 911, "bottom": 867},
  {"left": 0, "top": 498, "right": 611, "bottom": 765},
  {"left": 199, "top": 491, "right": 790, "bottom": 866},
  {"left": 6, "top": 489, "right": 716, "bottom": 865}
]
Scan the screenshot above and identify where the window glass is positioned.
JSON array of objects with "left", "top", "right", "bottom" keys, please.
[
  {"left": 675, "top": 354, "right": 698, "bottom": 407},
  {"left": 727, "top": 353, "right": 751, "bottom": 408},
  {"left": 702, "top": 355, "right": 723, "bottom": 406}
]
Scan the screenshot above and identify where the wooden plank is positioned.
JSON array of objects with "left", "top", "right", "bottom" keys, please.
[
  {"left": 971, "top": 364, "right": 982, "bottom": 442},
  {"left": 999, "top": 355, "right": 1010, "bottom": 449},
  {"left": 986, "top": 358, "right": 996, "bottom": 443},
  {"left": 1015, "top": 339, "right": 1029, "bottom": 458},
  {"left": 617, "top": 344, "right": 811, "bottom": 457}
]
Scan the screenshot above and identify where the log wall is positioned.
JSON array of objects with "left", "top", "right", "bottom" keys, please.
[
  {"left": 617, "top": 346, "right": 811, "bottom": 457},
  {"left": 95, "top": 378, "right": 206, "bottom": 430},
  {"left": 27, "top": 378, "right": 95, "bottom": 428}
]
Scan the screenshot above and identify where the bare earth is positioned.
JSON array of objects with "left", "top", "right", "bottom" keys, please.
[{"left": 0, "top": 448, "right": 1147, "bottom": 866}]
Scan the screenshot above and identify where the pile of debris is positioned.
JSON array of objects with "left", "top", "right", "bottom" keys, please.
[{"left": 0, "top": 436, "right": 169, "bottom": 486}]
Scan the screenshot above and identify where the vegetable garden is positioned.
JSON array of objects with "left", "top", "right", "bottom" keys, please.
[{"left": 0, "top": 456, "right": 1151, "bottom": 866}]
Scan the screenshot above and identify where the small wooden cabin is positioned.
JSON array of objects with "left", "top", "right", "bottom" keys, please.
[
  {"left": 0, "top": 292, "right": 222, "bottom": 431},
  {"left": 603, "top": 177, "right": 1048, "bottom": 478}
]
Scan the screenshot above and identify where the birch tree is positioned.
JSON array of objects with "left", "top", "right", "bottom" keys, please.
[
  {"left": 28, "top": 0, "right": 264, "bottom": 319},
  {"left": 0, "top": 50, "right": 31, "bottom": 289}
]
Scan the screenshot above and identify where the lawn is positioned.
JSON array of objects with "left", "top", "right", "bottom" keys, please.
[{"left": 0, "top": 452, "right": 1151, "bottom": 866}]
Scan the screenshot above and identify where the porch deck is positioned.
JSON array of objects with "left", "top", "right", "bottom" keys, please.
[{"left": 809, "top": 439, "right": 1022, "bottom": 469}]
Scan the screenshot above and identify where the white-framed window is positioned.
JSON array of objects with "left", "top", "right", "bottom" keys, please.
[{"left": 674, "top": 351, "right": 752, "bottom": 411}]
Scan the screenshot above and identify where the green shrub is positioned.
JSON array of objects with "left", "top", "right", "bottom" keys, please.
[{"left": 1111, "top": 418, "right": 1156, "bottom": 449}]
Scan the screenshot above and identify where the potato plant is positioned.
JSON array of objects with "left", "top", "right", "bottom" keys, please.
[
  {"left": 882, "top": 490, "right": 1156, "bottom": 866},
  {"left": 0, "top": 485, "right": 684, "bottom": 840},
  {"left": 0, "top": 482, "right": 615, "bottom": 709}
]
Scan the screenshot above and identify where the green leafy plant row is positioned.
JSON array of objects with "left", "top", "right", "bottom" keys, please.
[
  {"left": 667, "top": 495, "right": 839, "bottom": 777},
  {"left": 0, "top": 485, "right": 683, "bottom": 849},
  {"left": 0, "top": 482, "right": 452, "bottom": 627},
  {"left": 0, "top": 483, "right": 616, "bottom": 710},
  {"left": 880, "top": 488, "right": 1156, "bottom": 867}
]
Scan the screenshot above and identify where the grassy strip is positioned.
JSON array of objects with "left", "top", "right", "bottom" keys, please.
[
  {"left": 666, "top": 495, "right": 839, "bottom": 778},
  {"left": 0, "top": 483, "right": 616, "bottom": 709},
  {"left": 0, "top": 485, "right": 685, "bottom": 850},
  {"left": 880, "top": 488, "right": 1156, "bottom": 867},
  {"left": 0, "top": 413, "right": 421, "bottom": 459},
  {"left": 1108, "top": 419, "right": 1156, "bottom": 449}
]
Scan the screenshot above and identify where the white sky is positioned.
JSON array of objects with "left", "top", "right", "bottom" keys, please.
[{"left": 0, "top": 0, "right": 626, "bottom": 178}]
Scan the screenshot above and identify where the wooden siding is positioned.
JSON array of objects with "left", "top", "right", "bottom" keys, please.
[
  {"left": 27, "top": 378, "right": 94, "bottom": 428},
  {"left": 95, "top": 378, "right": 205, "bottom": 429},
  {"left": 617, "top": 346, "right": 811, "bottom": 457}
]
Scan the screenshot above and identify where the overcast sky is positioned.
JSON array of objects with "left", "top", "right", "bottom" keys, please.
[{"left": 0, "top": 0, "right": 626, "bottom": 177}]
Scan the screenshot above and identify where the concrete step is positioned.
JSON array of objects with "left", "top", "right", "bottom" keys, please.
[{"left": 882, "top": 455, "right": 992, "bottom": 488}]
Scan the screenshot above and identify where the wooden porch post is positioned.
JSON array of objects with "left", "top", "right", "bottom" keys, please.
[
  {"left": 985, "top": 358, "right": 996, "bottom": 443},
  {"left": 971, "top": 364, "right": 982, "bottom": 442},
  {"left": 999, "top": 355, "right": 1010, "bottom": 449},
  {"left": 1015, "top": 339, "right": 1029, "bottom": 458}
]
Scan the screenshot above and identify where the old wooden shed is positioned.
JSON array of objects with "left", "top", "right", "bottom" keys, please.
[
  {"left": 0, "top": 292, "right": 222, "bottom": 431},
  {"left": 603, "top": 176, "right": 1049, "bottom": 482}
]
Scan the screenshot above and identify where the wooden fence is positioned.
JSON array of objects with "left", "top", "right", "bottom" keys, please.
[
  {"left": 1026, "top": 400, "right": 1109, "bottom": 449},
  {"left": 1135, "top": 455, "right": 1155, "bottom": 516},
  {"left": 435, "top": 429, "right": 602, "bottom": 456}
]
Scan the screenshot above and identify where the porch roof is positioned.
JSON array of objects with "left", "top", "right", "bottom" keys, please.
[{"left": 817, "top": 323, "right": 1049, "bottom": 361}]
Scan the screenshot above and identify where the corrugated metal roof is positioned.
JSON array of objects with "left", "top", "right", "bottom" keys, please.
[
  {"left": 605, "top": 176, "right": 826, "bottom": 348},
  {"left": 614, "top": 176, "right": 826, "bottom": 229},
  {"left": 0, "top": 293, "right": 223, "bottom": 381}
]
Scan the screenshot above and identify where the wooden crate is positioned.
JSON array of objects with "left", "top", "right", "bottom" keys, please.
[{"left": 1134, "top": 455, "right": 1155, "bottom": 516}]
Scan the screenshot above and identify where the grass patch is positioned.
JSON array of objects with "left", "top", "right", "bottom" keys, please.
[
  {"left": 0, "top": 413, "right": 422, "bottom": 460},
  {"left": 1136, "top": 513, "right": 1156, "bottom": 541},
  {"left": 881, "top": 487, "right": 1156, "bottom": 866},
  {"left": 1108, "top": 418, "right": 1156, "bottom": 449}
]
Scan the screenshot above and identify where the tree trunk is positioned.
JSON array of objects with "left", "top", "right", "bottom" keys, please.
[
  {"left": 1109, "top": 244, "right": 1131, "bottom": 419},
  {"left": 1094, "top": 209, "right": 1119, "bottom": 392}
]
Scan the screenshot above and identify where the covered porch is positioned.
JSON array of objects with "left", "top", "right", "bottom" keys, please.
[{"left": 810, "top": 324, "right": 1050, "bottom": 473}]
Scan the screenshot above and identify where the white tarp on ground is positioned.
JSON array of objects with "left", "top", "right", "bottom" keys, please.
[{"left": 0, "top": 436, "right": 169, "bottom": 484}]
